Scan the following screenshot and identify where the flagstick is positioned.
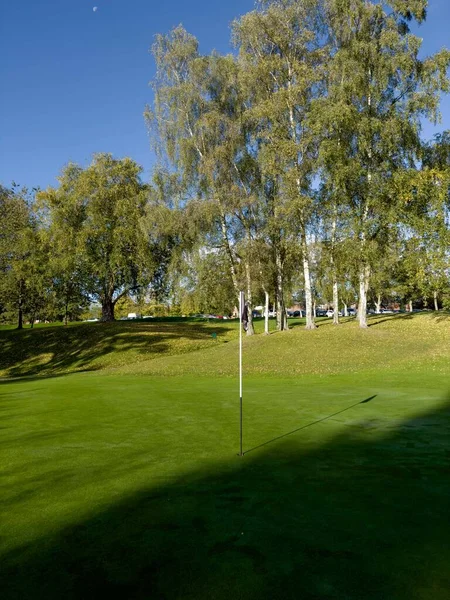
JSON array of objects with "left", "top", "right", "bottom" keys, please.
[{"left": 239, "top": 291, "right": 243, "bottom": 456}]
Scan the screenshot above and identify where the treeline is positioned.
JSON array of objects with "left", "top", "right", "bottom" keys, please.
[
  {"left": 1, "top": 0, "right": 449, "bottom": 330},
  {"left": 0, "top": 156, "right": 190, "bottom": 328}
]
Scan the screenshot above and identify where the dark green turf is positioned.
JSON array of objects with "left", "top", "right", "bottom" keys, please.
[{"left": 1, "top": 370, "right": 449, "bottom": 599}]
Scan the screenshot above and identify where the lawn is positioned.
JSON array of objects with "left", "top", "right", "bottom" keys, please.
[{"left": 0, "top": 314, "right": 449, "bottom": 599}]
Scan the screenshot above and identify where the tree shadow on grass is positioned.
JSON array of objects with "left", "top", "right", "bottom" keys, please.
[
  {"left": 1, "top": 395, "right": 449, "bottom": 599},
  {"left": 244, "top": 395, "right": 377, "bottom": 455},
  {"left": 367, "top": 313, "right": 415, "bottom": 327},
  {"left": 0, "top": 370, "right": 98, "bottom": 387},
  {"left": 429, "top": 310, "right": 450, "bottom": 323},
  {"left": 0, "top": 322, "right": 233, "bottom": 379}
]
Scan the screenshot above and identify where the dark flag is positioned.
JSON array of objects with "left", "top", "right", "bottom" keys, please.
[{"left": 241, "top": 299, "right": 248, "bottom": 332}]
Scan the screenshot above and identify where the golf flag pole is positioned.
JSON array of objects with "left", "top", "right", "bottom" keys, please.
[
  {"left": 239, "top": 291, "right": 243, "bottom": 456},
  {"left": 239, "top": 291, "right": 247, "bottom": 457}
]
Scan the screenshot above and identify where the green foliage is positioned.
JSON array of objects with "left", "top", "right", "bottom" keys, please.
[
  {"left": 1, "top": 2, "right": 449, "bottom": 328},
  {"left": 0, "top": 185, "right": 48, "bottom": 328},
  {"left": 38, "top": 154, "right": 155, "bottom": 321}
]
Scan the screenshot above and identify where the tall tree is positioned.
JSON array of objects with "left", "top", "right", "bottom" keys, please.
[
  {"left": 234, "top": 0, "right": 326, "bottom": 330},
  {"left": 148, "top": 27, "right": 263, "bottom": 334},
  {"left": 39, "top": 155, "right": 151, "bottom": 321},
  {"left": 395, "top": 162, "right": 450, "bottom": 310},
  {"left": 318, "top": 0, "right": 450, "bottom": 327},
  {"left": 37, "top": 169, "right": 90, "bottom": 325},
  {"left": 0, "top": 185, "right": 45, "bottom": 329}
]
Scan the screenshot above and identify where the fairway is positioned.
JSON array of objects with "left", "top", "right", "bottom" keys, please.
[{"left": 1, "top": 315, "right": 449, "bottom": 599}]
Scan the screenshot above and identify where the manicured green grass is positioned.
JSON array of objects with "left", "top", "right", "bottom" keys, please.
[{"left": 0, "top": 314, "right": 449, "bottom": 598}]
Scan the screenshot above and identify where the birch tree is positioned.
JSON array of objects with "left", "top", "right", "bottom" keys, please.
[
  {"left": 318, "top": 0, "right": 449, "bottom": 327},
  {"left": 148, "top": 27, "right": 264, "bottom": 334},
  {"left": 234, "top": 0, "right": 326, "bottom": 330}
]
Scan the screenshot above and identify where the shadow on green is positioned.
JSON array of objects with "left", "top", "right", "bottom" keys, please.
[{"left": 1, "top": 394, "right": 449, "bottom": 599}]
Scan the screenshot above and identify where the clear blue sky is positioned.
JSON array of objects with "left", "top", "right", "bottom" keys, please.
[{"left": 1, "top": 0, "right": 449, "bottom": 190}]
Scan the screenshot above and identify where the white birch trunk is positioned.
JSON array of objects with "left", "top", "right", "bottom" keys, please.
[
  {"left": 343, "top": 302, "right": 348, "bottom": 317},
  {"left": 287, "top": 63, "right": 314, "bottom": 331},
  {"left": 433, "top": 291, "right": 439, "bottom": 311},
  {"left": 375, "top": 294, "right": 381, "bottom": 314},
  {"left": 358, "top": 264, "right": 370, "bottom": 328},
  {"left": 264, "top": 290, "right": 269, "bottom": 335},
  {"left": 332, "top": 280, "right": 339, "bottom": 325},
  {"left": 358, "top": 67, "right": 372, "bottom": 329},
  {"left": 331, "top": 207, "right": 339, "bottom": 325},
  {"left": 301, "top": 235, "right": 316, "bottom": 330}
]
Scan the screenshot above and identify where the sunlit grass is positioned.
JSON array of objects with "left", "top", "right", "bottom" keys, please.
[
  {"left": 1, "top": 312, "right": 449, "bottom": 598},
  {"left": 1, "top": 312, "right": 448, "bottom": 379}
]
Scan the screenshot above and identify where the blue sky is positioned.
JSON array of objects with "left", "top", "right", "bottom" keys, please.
[{"left": 0, "top": 0, "right": 449, "bottom": 190}]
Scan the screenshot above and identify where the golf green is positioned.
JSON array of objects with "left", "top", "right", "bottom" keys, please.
[{"left": 1, "top": 368, "right": 449, "bottom": 599}]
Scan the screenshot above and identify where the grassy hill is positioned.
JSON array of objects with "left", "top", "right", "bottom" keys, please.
[
  {"left": 1, "top": 312, "right": 448, "bottom": 379},
  {"left": 1, "top": 313, "right": 449, "bottom": 599}
]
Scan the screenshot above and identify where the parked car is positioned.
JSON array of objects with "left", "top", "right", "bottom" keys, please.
[{"left": 316, "top": 309, "right": 327, "bottom": 317}]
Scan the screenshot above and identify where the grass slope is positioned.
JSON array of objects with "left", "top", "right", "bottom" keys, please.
[
  {"left": 0, "top": 314, "right": 449, "bottom": 598},
  {"left": 1, "top": 312, "right": 448, "bottom": 378}
]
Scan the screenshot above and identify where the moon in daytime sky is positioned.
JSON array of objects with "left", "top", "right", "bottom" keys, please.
[{"left": 93, "top": 6, "right": 98, "bottom": 12}]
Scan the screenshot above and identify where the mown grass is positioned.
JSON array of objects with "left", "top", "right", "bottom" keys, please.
[
  {"left": 0, "top": 313, "right": 449, "bottom": 598},
  {"left": 1, "top": 312, "right": 448, "bottom": 379}
]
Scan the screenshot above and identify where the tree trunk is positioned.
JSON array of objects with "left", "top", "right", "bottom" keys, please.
[
  {"left": 433, "top": 291, "right": 439, "bottom": 311},
  {"left": 360, "top": 68, "right": 373, "bottom": 331},
  {"left": 101, "top": 297, "right": 115, "bottom": 321},
  {"left": 17, "top": 281, "right": 24, "bottom": 330},
  {"left": 331, "top": 207, "right": 339, "bottom": 325},
  {"left": 332, "top": 279, "right": 339, "bottom": 325},
  {"left": 301, "top": 235, "right": 316, "bottom": 330},
  {"left": 219, "top": 211, "right": 239, "bottom": 298},
  {"left": 264, "top": 290, "right": 269, "bottom": 335},
  {"left": 408, "top": 300, "right": 413, "bottom": 312},
  {"left": 358, "top": 264, "right": 370, "bottom": 328},
  {"left": 375, "top": 294, "right": 381, "bottom": 315},
  {"left": 275, "top": 248, "right": 288, "bottom": 331},
  {"left": 343, "top": 302, "right": 348, "bottom": 317},
  {"left": 245, "top": 261, "right": 255, "bottom": 336}
]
